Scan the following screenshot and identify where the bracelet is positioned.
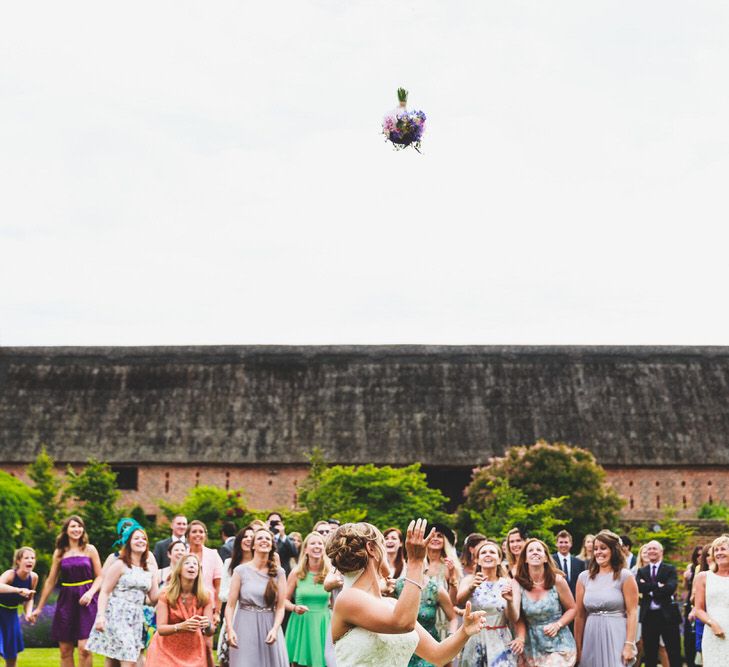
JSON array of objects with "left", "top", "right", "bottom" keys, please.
[
  {"left": 625, "top": 641, "right": 637, "bottom": 648},
  {"left": 404, "top": 577, "right": 424, "bottom": 590},
  {"left": 174, "top": 624, "right": 179, "bottom": 633}
]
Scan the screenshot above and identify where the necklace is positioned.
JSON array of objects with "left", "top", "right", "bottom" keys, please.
[{"left": 532, "top": 578, "right": 545, "bottom": 586}]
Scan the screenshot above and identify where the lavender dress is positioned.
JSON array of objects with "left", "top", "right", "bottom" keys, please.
[
  {"left": 52, "top": 556, "right": 98, "bottom": 643},
  {"left": 577, "top": 569, "right": 632, "bottom": 667},
  {"left": 229, "top": 564, "right": 289, "bottom": 667}
]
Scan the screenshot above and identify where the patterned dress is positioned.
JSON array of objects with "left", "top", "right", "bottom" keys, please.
[
  {"left": 460, "top": 578, "right": 516, "bottom": 667},
  {"left": 521, "top": 587, "right": 576, "bottom": 667},
  {"left": 394, "top": 577, "right": 440, "bottom": 667},
  {"left": 87, "top": 565, "right": 152, "bottom": 661}
]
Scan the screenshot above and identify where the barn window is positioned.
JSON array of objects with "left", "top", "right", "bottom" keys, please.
[
  {"left": 165, "top": 472, "right": 170, "bottom": 494},
  {"left": 111, "top": 466, "right": 138, "bottom": 491},
  {"left": 225, "top": 471, "right": 230, "bottom": 491},
  {"left": 628, "top": 481, "right": 633, "bottom": 487},
  {"left": 655, "top": 481, "right": 660, "bottom": 487},
  {"left": 629, "top": 496, "right": 634, "bottom": 509},
  {"left": 681, "top": 480, "right": 686, "bottom": 487},
  {"left": 656, "top": 495, "right": 661, "bottom": 509},
  {"left": 683, "top": 496, "right": 687, "bottom": 509},
  {"left": 195, "top": 471, "right": 200, "bottom": 487}
]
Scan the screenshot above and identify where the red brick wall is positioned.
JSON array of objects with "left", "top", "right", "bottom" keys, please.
[
  {"left": 605, "top": 467, "right": 729, "bottom": 520},
  {"left": 4, "top": 462, "right": 729, "bottom": 523}
]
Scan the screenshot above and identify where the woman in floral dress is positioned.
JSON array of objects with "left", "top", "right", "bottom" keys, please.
[
  {"left": 506, "top": 538, "right": 576, "bottom": 667},
  {"left": 394, "top": 571, "right": 457, "bottom": 667},
  {"left": 87, "top": 527, "right": 159, "bottom": 666},
  {"left": 457, "top": 541, "right": 518, "bottom": 667}
]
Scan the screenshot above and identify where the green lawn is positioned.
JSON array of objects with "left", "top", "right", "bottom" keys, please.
[{"left": 16, "top": 648, "right": 106, "bottom": 666}]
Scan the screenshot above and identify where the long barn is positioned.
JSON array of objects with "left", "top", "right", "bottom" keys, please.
[{"left": 2, "top": 345, "right": 728, "bottom": 521}]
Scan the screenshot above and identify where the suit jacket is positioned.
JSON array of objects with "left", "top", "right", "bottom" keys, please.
[
  {"left": 153, "top": 537, "right": 174, "bottom": 569},
  {"left": 636, "top": 562, "right": 679, "bottom": 624},
  {"left": 218, "top": 536, "right": 235, "bottom": 561},
  {"left": 274, "top": 535, "right": 299, "bottom": 576},
  {"left": 552, "top": 553, "right": 586, "bottom": 596}
]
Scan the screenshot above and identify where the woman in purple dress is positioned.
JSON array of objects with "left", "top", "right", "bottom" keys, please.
[{"left": 32, "top": 515, "right": 103, "bottom": 667}]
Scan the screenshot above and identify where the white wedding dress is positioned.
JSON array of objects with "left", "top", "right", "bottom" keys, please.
[
  {"left": 335, "top": 626, "right": 419, "bottom": 667},
  {"left": 333, "top": 569, "right": 420, "bottom": 667}
]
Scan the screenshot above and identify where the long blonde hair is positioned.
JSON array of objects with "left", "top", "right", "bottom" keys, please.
[
  {"left": 292, "top": 532, "right": 331, "bottom": 585},
  {"left": 579, "top": 534, "right": 595, "bottom": 560},
  {"left": 425, "top": 531, "right": 463, "bottom": 580},
  {"left": 165, "top": 554, "right": 209, "bottom": 607}
]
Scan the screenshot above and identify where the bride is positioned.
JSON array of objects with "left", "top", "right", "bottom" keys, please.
[{"left": 327, "top": 519, "right": 488, "bottom": 667}]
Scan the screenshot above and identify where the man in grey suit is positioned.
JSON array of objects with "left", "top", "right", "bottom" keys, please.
[
  {"left": 152, "top": 514, "right": 188, "bottom": 569},
  {"left": 552, "top": 529, "right": 586, "bottom": 597}
]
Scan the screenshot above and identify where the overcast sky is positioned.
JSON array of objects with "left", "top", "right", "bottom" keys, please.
[{"left": 2, "top": 1, "right": 728, "bottom": 346}]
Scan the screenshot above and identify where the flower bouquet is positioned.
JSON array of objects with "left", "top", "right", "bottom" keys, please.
[{"left": 382, "top": 87, "right": 426, "bottom": 153}]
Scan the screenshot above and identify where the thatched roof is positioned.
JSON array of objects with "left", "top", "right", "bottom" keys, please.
[{"left": 1, "top": 346, "right": 728, "bottom": 466}]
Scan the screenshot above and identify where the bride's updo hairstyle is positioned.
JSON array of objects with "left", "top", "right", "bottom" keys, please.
[{"left": 326, "top": 522, "right": 385, "bottom": 573}]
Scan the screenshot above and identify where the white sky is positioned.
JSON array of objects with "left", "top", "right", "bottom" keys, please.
[{"left": 2, "top": 1, "right": 728, "bottom": 346}]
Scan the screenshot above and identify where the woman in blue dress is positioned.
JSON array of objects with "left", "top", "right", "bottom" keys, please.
[
  {"left": 457, "top": 540, "right": 518, "bottom": 667},
  {"left": 0, "top": 547, "right": 38, "bottom": 667},
  {"left": 505, "top": 538, "right": 576, "bottom": 667}
]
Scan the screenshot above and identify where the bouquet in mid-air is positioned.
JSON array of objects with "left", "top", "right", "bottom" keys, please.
[{"left": 382, "top": 87, "right": 426, "bottom": 153}]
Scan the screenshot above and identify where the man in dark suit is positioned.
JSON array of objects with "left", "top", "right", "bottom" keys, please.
[
  {"left": 152, "top": 514, "right": 188, "bottom": 569},
  {"left": 266, "top": 511, "right": 299, "bottom": 576},
  {"left": 552, "top": 529, "right": 586, "bottom": 597},
  {"left": 636, "top": 540, "right": 682, "bottom": 667},
  {"left": 218, "top": 521, "right": 237, "bottom": 560}
]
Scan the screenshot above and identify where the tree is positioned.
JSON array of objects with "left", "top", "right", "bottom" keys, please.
[
  {"left": 65, "top": 459, "right": 121, "bottom": 557},
  {"left": 456, "top": 478, "right": 568, "bottom": 549},
  {"left": 629, "top": 508, "right": 696, "bottom": 563},
  {"left": 160, "top": 486, "right": 254, "bottom": 541},
  {"left": 0, "top": 471, "right": 42, "bottom": 566},
  {"left": 460, "top": 440, "right": 624, "bottom": 546},
  {"left": 27, "top": 448, "right": 65, "bottom": 575},
  {"left": 298, "top": 463, "right": 451, "bottom": 532},
  {"left": 697, "top": 501, "right": 729, "bottom": 522}
]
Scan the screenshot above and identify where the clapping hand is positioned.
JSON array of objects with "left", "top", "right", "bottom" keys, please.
[{"left": 404, "top": 519, "right": 433, "bottom": 563}]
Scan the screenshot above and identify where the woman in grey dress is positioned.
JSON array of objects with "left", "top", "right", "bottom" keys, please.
[
  {"left": 225, "top": 527, "right": 289, "bottom": 667},
  {"left": 574, "top": 530, "right": 639, "bottom": 667}
]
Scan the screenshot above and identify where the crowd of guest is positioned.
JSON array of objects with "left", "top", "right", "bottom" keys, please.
[{"left": 2, "top": 512, "right": 728, "bottom": 667}]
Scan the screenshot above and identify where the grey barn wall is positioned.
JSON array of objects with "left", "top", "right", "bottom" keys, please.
[{"left": 2, "top": 345, "right": 729, "bottom": 468}]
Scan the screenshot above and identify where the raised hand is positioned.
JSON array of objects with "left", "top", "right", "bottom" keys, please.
[
  {"left": 461, "top": 601, "right": 487, "bottom": 637},
  {"left": 500, "top": 579, "right": 513, "bottom": 601},
  {"left": 405, "top": 518, "right": 434, "bottom": 563}
]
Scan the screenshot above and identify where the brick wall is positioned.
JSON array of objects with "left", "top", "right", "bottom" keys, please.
[
  {"left": 4, "top": 462, "right": 729, "bottom": 524},
  {"left": 605, "top": 467, "right": 729, "bottom": 520}
]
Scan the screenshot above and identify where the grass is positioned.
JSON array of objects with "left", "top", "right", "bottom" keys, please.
[{"left": 17, "top": 648, "right": 106, "bottom": 666}]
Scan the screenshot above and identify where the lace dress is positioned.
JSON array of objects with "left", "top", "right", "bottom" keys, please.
[
  {"left": 87, "top": 565, "right": 152, "bottom": 661},
  {"left": 335, "top": 626, "right": 419, "bottom": 667},
  {"left": 702, "top": 571, "right": 729, "bottom": 666},
  {"left": 521, "top": 587, "right": 576, "bottom": 667},
  {"left": 460, "top": 578, "right": 516, "bottom": 667}
]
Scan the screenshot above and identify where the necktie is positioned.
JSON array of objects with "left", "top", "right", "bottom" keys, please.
[
  {"left": 563, "top": 557, "right": 569, "bottom": 577},
  {"left": 651, "top": 564, "right": 657, "bottom": 581}
]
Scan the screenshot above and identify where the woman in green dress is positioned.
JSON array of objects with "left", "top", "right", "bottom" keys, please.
[
  {"left": 394, "top": 572, "right": 458, "bottom": 667},
  {"left": 285, "top": 532, "right": 332, "bottom": 667}
]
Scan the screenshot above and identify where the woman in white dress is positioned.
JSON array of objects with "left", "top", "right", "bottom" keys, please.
[
  {"left": 693, "top": 534, "right": 729, "bottom": 666},
  {"left": 326, "top": 519, "right": 488, "bottom": 667}
]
